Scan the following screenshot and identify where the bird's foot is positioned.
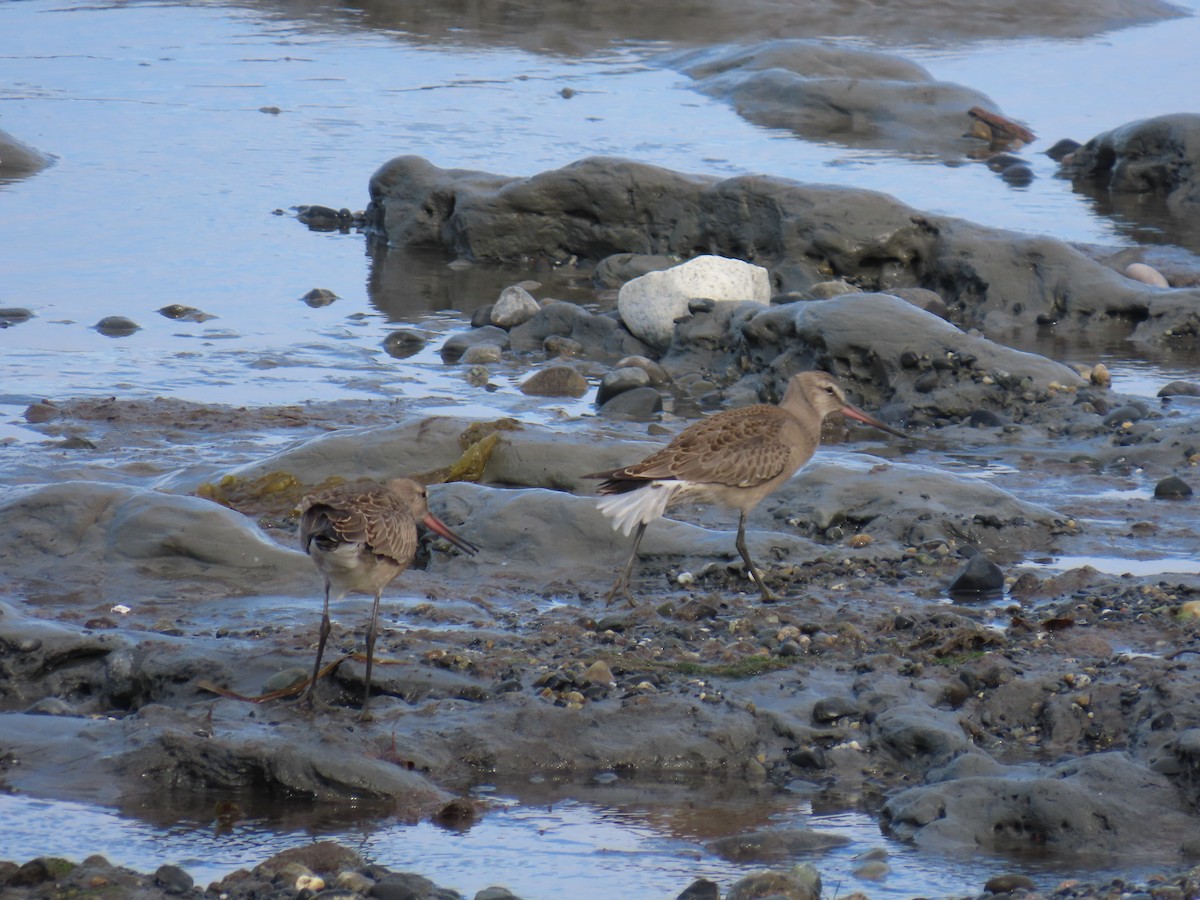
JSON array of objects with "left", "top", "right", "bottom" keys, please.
[{"left": 604, "top": 581, "right": 638, "bottom": 608}]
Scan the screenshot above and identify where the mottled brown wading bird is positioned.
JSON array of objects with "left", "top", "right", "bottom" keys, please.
[
  {"left": 587, "top": 371, "right": 905, "bottom": 606},
  {"left": 298, "top": 477, "right": 478, "bottom": 719}
]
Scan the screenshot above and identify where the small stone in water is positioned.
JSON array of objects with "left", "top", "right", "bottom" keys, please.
[
  {"left": 0, "top": 307, "right": 34, "bottom": 327},
  {"left": 300, "top": 287, "right": 338, "bottom": 307},
  {"left": 94, "top": 315, "right": 140, "bottom": 336},
  {"left": 984, "top": 873, "right": 1037, "bottom": 893},
  {"left": 382, "top": 329, "right": 427, "bottom": 359},
  {"left": 520, "top": 365, "right": 588, "bottom": 397},
  {"left": 1154, "top": 475, "right": 1192, "bottom": 500},
  {"left": 948, "top": 552, "right": 1005, "bottom": 598}
]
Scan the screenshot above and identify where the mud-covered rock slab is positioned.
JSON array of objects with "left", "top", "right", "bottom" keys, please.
[
  {"left": 672, "top": 40, "right": 1005, "bottom": 157},
  {"left": 1064, "top": 113, "right": 1200, "bottom": 254},
  {"left": 882, "top": 751, "right": 1197, "bottom": 856},
  {"left": 0, "top": 481, "right": 309, "bottom": 600}
]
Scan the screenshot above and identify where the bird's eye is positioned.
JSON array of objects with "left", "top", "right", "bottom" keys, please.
[{"left": 825, "top": 385, "right": 835, "bottom": 394}]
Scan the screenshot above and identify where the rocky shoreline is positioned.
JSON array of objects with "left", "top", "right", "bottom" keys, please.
[{"left": 5, "top": 97, "right": 1200, "bottom": 899}]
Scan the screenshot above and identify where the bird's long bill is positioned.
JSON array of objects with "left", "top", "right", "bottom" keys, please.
[
  {"left": 841, "top": 404, "right": 908, "bottom": 439},
  {"left": 422, "top": 513, "right": 480, "bottom": 556}
]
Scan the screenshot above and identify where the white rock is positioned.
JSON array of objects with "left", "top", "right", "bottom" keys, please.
[
  {"left": 1124, "top": 262, "right": 1169, "bottom": 288},
  {"left": 617, "top": 255, "right": 771, "bottom": 348},
  {"left": 491, "top": 284, "right": 541, "bottom": 328}
]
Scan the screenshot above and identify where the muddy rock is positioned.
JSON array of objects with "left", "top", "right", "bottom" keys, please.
[
  {"left": 433, "top": 481, "right": 813, "bottom": 588},
  {"left": 771, "top": 458, "right": 1070, "bottom": 555},
  {"left": 1064, "top": 113, "right": 1200, "bottom": 225},
  {"left": 519, "top": 365, "right": 589, "bottom": 397},
  {"left": 0, "top": 127, "right": 53, "bottom": 178},
  {"left": 882, "top": 751, "right": 1196, "bottom": 855},
  {"left": 745, "top": 293, "right": 1084, "bottom": 405},
  {"left": 593, "top": 252, "right": 680, "bottom": 289},
  {"left": 0, "top": 482, "right": 308, "bottom": 601},
  {"left": 672, "top": 40, "right": 1002, "bottom": 156},
  {"left": 726, "top": 863, "right": 820, "bottom": 900},
  {"left": 507, "top": 300, "right": 652, "bottom": 360},
  {"left": 598, "top": 385, "right": 665, "bottom": 419}
]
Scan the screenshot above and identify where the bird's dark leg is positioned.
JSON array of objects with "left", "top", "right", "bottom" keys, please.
[
  {"left": 359, "top": 589, "right": 382, "bottom": 722},
  {"left": 606, "top": 522, "right": 648, "bottom": 607},
  {"left": 736, "top": 512, "right": 782, "bottom": 603},
  {"left": 303, "top": 581, "right": 333, "bottom": 709}
]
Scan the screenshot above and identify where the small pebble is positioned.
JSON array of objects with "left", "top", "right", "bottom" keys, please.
[
  {"left": 299, "top": 287, "right": 338, "bottom": 307},
  {"left": 94, "top": 316, "right": 140, "bottom": 336}
]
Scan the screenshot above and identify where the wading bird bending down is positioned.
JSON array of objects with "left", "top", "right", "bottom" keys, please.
[
  {"left": 587, "top": 371, "right": 904, "bottom": 606},
  {"left": 298, "top": 477, "right": 478, "bottom": 719}
]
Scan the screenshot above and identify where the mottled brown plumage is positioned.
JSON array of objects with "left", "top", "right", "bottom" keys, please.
[
  {"left": 588, "top": 371, "right": 905, "bottom": 605},
  {"left": 298, "top": 477, "right": 477, "bottom": 719}
]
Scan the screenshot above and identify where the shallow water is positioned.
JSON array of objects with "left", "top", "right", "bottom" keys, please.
[
  {"left": 4, "top": 0, "right": 1200, "bottom": 895},
  {"left": 0, "top": 784, "right": 1175, "bottom": 897}
]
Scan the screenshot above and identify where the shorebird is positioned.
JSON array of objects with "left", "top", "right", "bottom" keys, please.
[
  {"left": 587, "top": 371, "right": 905, "bottom": 605},
  {"left": 298, "top": 477, "right": 478, "bottom": 719}
]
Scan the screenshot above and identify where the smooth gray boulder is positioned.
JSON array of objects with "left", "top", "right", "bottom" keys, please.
[
  {"left": 673, "top": 40, "right": 1004, "bottom": 156},
  {"left": 0, "top": 482, "right": 308, "bottom": 599},
  {"left": 771, "top": 457, "right": 1070, "bottom": 554},
  {"left": 366, "top": 156, "right": 1200, "bottom": 344},
  {"left": 882, "top": 752, "right": 1196, "bottom": 856},
  {"left": 1064, "top": 113, "right": 1200, "bottom": 254},
  {"left": 0, "top": 127, "right": 53, "bottom": 179}
]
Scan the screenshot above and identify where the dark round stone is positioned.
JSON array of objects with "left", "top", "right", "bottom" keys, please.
[
  {"left": 94, "top": 316, "right": 140, "bottom": 336},
  {"left": 470, "top": 304, "right": 495, "bottom": 328},
  {"left": 596, "top": 366, "right": 651, "bottom": 405},
  {"left": 299, "top": 287, "right": 337, "bottom": 307},
  {"left": 984, "top": 873, "right": 1037, "bottom": 893},
  {"left": 1045, "top": 138, "right": 1081, "bottom": 161},
  {"left": 1000, "top": 163, "right": 1035, "bottom": 186},
  {"left": 1158, "top": 380, "right": 1200, "bottom": 398},
  {"left": 913, "top": 370, "right": 939, "bottom": 393},
  {"left": 677, "top": 878, "right": 720, "bottom": 900},
  {"left": 1103, "top": 404, "right": 1146, "bottom": 427},
  {"left": 154, "top": 864, "right": 194, "bottom": 894},
  {"left": 986, "top": 153, "right": 1025, "bottom": 172},
  {"left": 0, "top": 307, "right": 35, "bottom": 327},
  {"left": 8, "top": 859, "right": 53, "bottom": 887},
  {"left": 968, "top": 409, "right": 1004, "bottom": 428},
  {"left": 1154, "top": 475, "right": 1193, "bottom": 500},
  {"left": 787, "top": 747, "right": 828, "bottom": 770},
  {"left": 947, "top": 553, "right": 1005, "bottom": 599},
  {"left": 382, "top": 329, "right": 427, "bottom": 359},
  {"left": 598, "top": 386, "right": 663, "bottom": 420},
  {"left": 812, "top": 696, "right": 857, "bottom": 723}
]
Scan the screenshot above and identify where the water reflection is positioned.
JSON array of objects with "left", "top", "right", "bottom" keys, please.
[{"left": 366, "top": 244, "right": 600, "bottom": 322}]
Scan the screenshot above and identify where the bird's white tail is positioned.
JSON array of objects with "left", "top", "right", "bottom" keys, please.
[{"left": 595, "top": 481, "right": 686, "bottom": 536}]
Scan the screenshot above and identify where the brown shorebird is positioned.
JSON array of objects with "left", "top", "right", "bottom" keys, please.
[
  {"left": 298, "top": 477, "right": 478, "bottom": 719},
  {"left": 587, "top": 371, "right": 905, "bottom": 605}
]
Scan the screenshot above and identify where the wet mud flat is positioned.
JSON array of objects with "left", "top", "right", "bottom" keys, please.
[{"left": 4, "top": 297, "right": 1200, "bottom": 900}]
